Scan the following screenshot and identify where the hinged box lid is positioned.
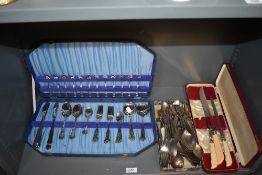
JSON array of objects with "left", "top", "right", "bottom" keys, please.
[
  {"left": 26, "top": 42, "right": 156, "bottom": 98},
  {"left": 215, "top": 64, "right": 261, "bottom": 167}
]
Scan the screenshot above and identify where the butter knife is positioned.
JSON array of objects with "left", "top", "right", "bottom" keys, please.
[
  {"left": 199, "top": 87, "right": 224, "bottom": 169},
  {"left": 33, "top": 102, "right": 50, "bottom": 149},
  {"left": 46, "top": 102, "right": 59, "bottom": 150},
  {"left": 210, "top": 98, "right": 233, "bottom": 167}
]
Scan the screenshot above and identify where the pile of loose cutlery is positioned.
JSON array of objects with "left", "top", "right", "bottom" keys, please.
[{"left": 155, "top": 100, "right": 203, "bottom": 170}]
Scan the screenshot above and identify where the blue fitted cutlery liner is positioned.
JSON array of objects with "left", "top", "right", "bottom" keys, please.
[
  {"left": 27, "top": 42, "right": 155, "bottom": 97},
  {"left": 25, "top": 42, "right": 156, "bottom": 156}
]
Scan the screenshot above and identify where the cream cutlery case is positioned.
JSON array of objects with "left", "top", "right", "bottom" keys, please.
[
  {"left": 186, "top": 64, "right": 262, "bottom": 173},
  {"left": 24, "top": 41, "right": 157, "bottom": 156}
]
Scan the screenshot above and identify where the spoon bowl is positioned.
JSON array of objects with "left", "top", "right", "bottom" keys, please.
[
  {"left": 193, "top": 143, "right": 204, "bottom": 161},
  {"left": 85, "top": 107, "right": 93, "bottom": 118},
  {"left": 62, "top": 102, "right": 72, "bottom": 117},
  {"left": 136, "top": 104, "right": 149, "bottom": 117},
  {"left": 116, "top": 112, "right": 124, "bottom": 123},
  {"left": 161, "top": 101, "right": 169, "bottom": 112},
  {"left": 167, "top": 138, "right": 178, "bottom": 157},
  {"left": 181, "top": 129, "right": 196, "bottom": 151},
  {"left": 171, "top": 154, "right": 184, "bottom": 168},
  {"left": 123, "top": 102, "right": 136, "bottom": 116},
  {"left": 72, "top": 104, "right": 82, "bottom": 118}
]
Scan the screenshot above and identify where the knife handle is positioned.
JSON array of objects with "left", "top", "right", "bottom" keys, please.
[
  {"left": 33, "top": 127, "right": 42, "bottom": 149},
  {"left": 223, "top": 140, "right": 233, "bottom": 167},
  {"left": 46, "top": 121, "right": 55, "bottom": 150},
  {"left": 213, "top": 133, "right": 224, "bottom": 165},
  {"left": 210, "top": 142, "right": 218, "bottom": 169}
]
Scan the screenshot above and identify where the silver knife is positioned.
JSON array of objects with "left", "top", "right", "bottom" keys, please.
[
  {"left": 33, "top": 102, "right": 50, "bottom": 149},
  {"left": 210, "top": 97, "right": 233, "bottom": 167},
  {"left": 46, "top": 102, "right": 59, "bottom": 150},
  {"left": 199, "top": 87, "right": 224, "bottom": 168}
]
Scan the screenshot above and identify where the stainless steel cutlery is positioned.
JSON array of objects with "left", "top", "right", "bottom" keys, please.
[
  {"left": 46, "top": 102, "right": 59, "bottom": 150},
  {"left": 33, "top": 103, "right": 50, "bottom": 148},
  {"left": 59, "top": 102, "right": 72, "bottom": 140},
  {"left": 69, "top": 104, "right": 83, "bottom": 139},
  {"left": 93, "top": 105, "right": 103, "bottom": 142},
  {"left": 123, "top": 102, "right": 136, "bottom": 141},
  {"left": 104, "top": 106, "right": 114, "bottom": 143},
  {"left": 33, "top": 101, "right": 151, "bottom": 149}
]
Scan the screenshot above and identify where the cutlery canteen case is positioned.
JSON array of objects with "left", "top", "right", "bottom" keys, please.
[
  {"left": 186, "top": 64, "right": 262, "bottom": 173},
  {"left": 24, "top": 41, "right": 157, "bottom": 156}
]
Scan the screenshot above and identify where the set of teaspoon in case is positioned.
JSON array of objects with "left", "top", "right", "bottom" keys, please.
[
  {"left": 30, "top": 101, "right": 154, "bottom": 154},
  {"left": 39, "top": 74, "right": 150, "bottom": 97}
]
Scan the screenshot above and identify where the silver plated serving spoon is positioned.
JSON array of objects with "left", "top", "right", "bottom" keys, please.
[
  {"left": 123, "top": 102, "right": 136, "bottom": 141},
  {"left": 59, "top": 102, "right": 72, "bottom": 140}
]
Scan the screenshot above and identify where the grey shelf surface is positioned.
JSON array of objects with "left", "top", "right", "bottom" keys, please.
[
  {"left": 1, "top": 0, "right": 262, "bottom": 23},
  {"left": 18, "top": 144, "right": 252, "bottom": 175}
]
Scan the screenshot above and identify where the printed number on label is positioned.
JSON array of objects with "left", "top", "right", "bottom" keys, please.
[{"left": 126, "top": 167, "right": 137, "bottom": 174}]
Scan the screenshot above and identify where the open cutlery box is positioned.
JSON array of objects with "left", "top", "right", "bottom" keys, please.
[
  {"left": 186, "top": 64, "right": 262, "bottom": 173},
  {"left": 24, "top": 41, "right": 157, "bottom": 156}
]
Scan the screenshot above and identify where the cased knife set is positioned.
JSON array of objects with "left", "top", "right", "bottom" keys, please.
[
  {"left": 186, "top": 64, "right": 261, "bottom": 173},
  {"left": 25, "top": 42, "right": 157, "bottom": 156}
]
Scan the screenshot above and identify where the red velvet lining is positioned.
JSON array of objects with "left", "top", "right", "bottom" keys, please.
[
  {"left": 187, "top": 86, "right": 216, "bottom": 100},
  {"left": 193, "top": 115, "right": 226, "bottom": 130},
  {"left": 187, "top": 85, "right": 238, "bottom": 172}
]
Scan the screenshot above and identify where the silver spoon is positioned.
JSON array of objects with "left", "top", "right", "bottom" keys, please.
[
  {"left": 69, "top": 104, "right": 82, "bottom": 139},
  {"left": 193, "top": 143, "right": 204, "bottom": 161},
  {"left": 115, "top": 112, "right": 124, "bottom": 143},
  {"left": 54, "top": 75, "right": 59, "bottom": 95},
  {"left": 59, "top": 102, "right": 72, "bottom": 140},
  {"left": 111, "top": 75, "right": 116, "bottom": 97},
  {"left": 62, "top": 75, "right": 67, "bottom": 96},
  {"left": 82, "top": 107, "right": 93, "bottom": 135},
  {"left": 167, "top": 138, "right": 178, "bottom": 157},
  {"left": 70, "top": 75, "right": 76, "bottom": 97},
  {"left": 123, "top": 102, "right": 136, "bottom": 141},
  {"left": 180, "top": 129, "right": 196, "bottom": 151},
  {"left": 171, "top": 154, "right": 184, "bottom": 168},
  {"left": 78, "top": 75, "right": 83, "bottom": 96},
  {"left": 86, "top": 75, "right": 92, "bottom": 97},
  {"left": 136, "top": 104, "right": 149, "bottom": 141}
]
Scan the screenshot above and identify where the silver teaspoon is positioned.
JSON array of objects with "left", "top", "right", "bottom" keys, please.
[
  {"left": 82, "top": 107, "right": 93, "bottom": 135},
  {"left": 69, "top": 104, "right": 83, "bottom": 139},
  {"left": 59, "top": 102, "right": 72, "bottom": 140},
  {"left": 136, "top": 104, "right": 149, "bottom": 141},
  {"left": 123, "top": 102, "right": 136, "bottom": 141},
  {"left": 115, "top": 112, "right": 124, "bottom": 143}
]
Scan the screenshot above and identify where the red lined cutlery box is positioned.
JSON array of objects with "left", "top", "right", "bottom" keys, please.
[{"left": 186, "top": 64, "right": 262, "bottom": 173}]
